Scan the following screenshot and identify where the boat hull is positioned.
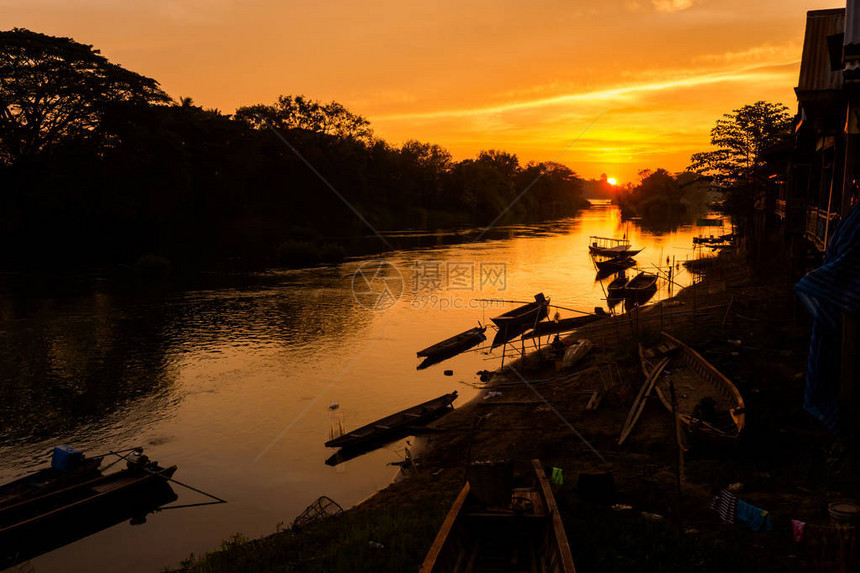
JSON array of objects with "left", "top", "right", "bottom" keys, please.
[
  {"left": 419, "top": 459, "right": 576, "bottom": 573},
  {"left": 640, "top": 332, "right": 745, "bottom": 444},
  {"left": 0, "top": 464, "right": 177, "bottom": 564},
  {"left": 325, "top": 392, "right": 458, "bottom": 449},
  {"left": 417, "top": 327, "right": 486, "bottom": 359}
]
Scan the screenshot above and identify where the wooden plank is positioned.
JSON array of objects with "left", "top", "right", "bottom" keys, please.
[
  {"left": 532, "top": 459, "right": 577, "bottom": 573},
  {"left": 419, "top": 482, "right": 471, "bottom": 573},
  {"left": 618, "top": 357, "right": 671, "bottom": 445}
]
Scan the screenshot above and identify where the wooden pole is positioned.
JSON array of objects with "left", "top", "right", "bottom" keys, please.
[{"left": 669, "top": 379, "right": 684, "bottom": 534}]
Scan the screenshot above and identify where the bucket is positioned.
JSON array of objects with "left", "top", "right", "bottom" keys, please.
[{"left": 829, "top": 501, "right": 860, "bottom": 525}]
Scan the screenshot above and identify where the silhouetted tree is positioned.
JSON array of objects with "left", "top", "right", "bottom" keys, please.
[
  {"left": 0, "top": 28, "right": 168, "bottom": 165},
  {"left": 235, "top": 95, "right": 373, "bottom": 143},
  {"left": 690, "top": 101, "right": 791, "bottom": 219}
]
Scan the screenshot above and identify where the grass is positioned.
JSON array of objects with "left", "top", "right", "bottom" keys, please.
[{"left": 171, "top": 473, "right": 459, "bottom": 573}]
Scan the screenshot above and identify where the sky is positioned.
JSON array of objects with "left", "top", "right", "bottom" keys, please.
[{"left": 3, "top": 0, "right": 842, "bottom": 182}]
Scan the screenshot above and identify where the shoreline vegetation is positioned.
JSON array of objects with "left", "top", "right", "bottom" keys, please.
[
  {"left": 0, "top": 28, "right": 592, "bottom": 275},
  {"left": 171, "top": 248, "right": 852, "bottom": 573}
]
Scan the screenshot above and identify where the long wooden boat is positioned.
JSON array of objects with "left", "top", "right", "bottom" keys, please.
[
  {"left": 624, "top": 271, "right": 658, "bottom": 304},
  {"left": 325, "top": 391, "right": 458, "bottom": 449},
  {"left": 0, "top": 453, "right": 103, "bottom": 510},
  {"left": 420, "top": 459, "right": 576, "bottom": 573},
  {"left": 1, "top": 475, "right": 176, "bottom": 568},
  {"left": 490, "top": 294, "right": 549, "bottom": 329},
  {"left": 490, "top": 322, "right": 532, "bottom": 349},
  {"left": 0, "top": 455, "right": 177, "bottom": 551},
  {"left": 640, "top": 332, "right": 745, "bottom": 444},
  {"left": 522, "top": 313, "right": 606, "bottom": 339},
  {"left": 595, "top": 255, "right": 636, "bottom": 273},
  {"left": 418, "top": 326, "right": 486, "bottom": 359},
  {"left": 588, "top": 236, "right": 642, "bottom": 258},
  {"left": 606, "top": 275, "right": 629, "bottom": 302}
]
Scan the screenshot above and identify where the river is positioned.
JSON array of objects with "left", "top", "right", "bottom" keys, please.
[{"left": 0, "top": 202, "right": 726, "bottom": 572}]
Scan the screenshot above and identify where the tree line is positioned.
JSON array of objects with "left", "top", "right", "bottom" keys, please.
[
  {"left": 614, "top": 101, "right": 793, "bottom": 229},
  {"left": 0, "top": 29, "right": 588, "bottom": 273}
]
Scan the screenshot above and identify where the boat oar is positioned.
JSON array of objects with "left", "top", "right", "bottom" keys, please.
[{"left": 105, "top": 450, "right": 227, "bottom": 504}]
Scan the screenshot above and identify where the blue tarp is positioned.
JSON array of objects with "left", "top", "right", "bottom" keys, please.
[{"left": 795, "top": 204, "right": 860, "bottom": 430}]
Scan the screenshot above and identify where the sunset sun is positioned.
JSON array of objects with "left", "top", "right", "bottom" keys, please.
[{"left": 607, "top": 177, "right": 618, "bottom": 186}]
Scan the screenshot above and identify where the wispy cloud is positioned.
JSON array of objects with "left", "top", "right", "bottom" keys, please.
[
  {"left": 374, "top": 61, "right": 798, "bottom": 123},
  {"left": 651, "top": 0, "right": 694, "bottom": 12}
]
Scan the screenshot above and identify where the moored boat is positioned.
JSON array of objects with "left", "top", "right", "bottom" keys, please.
[
  {"left": 595, "top": 255, "right": 637, "bottom": 273},
  {"left": 522, "top": 311, "right": 606, "bottom": 339},
  {"left": 607, "top": 274, "right": 629, "bottom": 301},
  {"left": 490, "top": 293, "right": 549, "bottom": 330},
  {"left": 419, "top": 459, "right": 576, "bottom": 573},
  {"left": 325, "top": 391, "right": 458, "bottom": 449},
  {"left": 624, "top": 271, "right": 658, "bottom": 304},
  {"left": 588, "top": 236, "right": 640, "bottom": 257},
  {"left": 640, "top": 332, "right": 745, "bottom": 443},
  {"left": 417, "top": 326, "right": 486, "bottom": 359},
  {"left": 0, "top": 447, "right": 103, "bottom": 510},
  {"left": 0, "top": 452, "right": 177, "bottom": 553},
  {"left": 490, "top": 294, "right": 550, "bottom": 348}
]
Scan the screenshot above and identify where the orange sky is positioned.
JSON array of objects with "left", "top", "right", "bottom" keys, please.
[{"left": 4, "top": 0, "right": 841, "bottom": 182}]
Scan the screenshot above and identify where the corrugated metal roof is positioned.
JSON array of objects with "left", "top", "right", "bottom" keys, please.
[{"left": 797, "top": 8, "right": 845, "bottom": 93}]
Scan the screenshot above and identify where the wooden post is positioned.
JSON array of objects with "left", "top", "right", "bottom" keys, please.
[{"left": 669, "top": 379, "right": 684, "bottom": 534}]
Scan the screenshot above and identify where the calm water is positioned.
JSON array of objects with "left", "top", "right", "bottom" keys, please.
[{"left": 0, "top": 203, "right": 724, "bottom": 572}]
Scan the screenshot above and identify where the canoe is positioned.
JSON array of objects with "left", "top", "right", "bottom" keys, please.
[
  {"left": 606, "top": 275, "right": 629, "bottom": 302},
  {"left": 639, "top": 332, "right": 745, "bottom": 444},
  {"left": 490, "top": 322, "right": 532, "bottom": 348},
  {"left": 522, "top": 313, "right": 606, "bottom": 339},
  {"left": 325, "top": 391, "right": 458, "bottom": 449},
  {"left": 595, "top": 255, "right": 636, "bottom": 273},
  {"left": 0, "top": 452, "right": 103, "bottom": 510},
  {"left": 490, "top": 293, "right": 549, "bottom": 329},
  {"left": 0, "top": 455, "right": 177, "bottom": 551},
  {"left": 624, "top": 271, "right": 658, "bottom": 304},
  {"left": 419, "top": 459, "right": 576, "bottom": 573},
  {"left": 418, "top": 326, "right": 486, "bottom": 358}
]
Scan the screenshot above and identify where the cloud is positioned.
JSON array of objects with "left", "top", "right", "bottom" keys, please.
[
  {"left": 651, "top": 0, "right": 694, "bottom": 12},
  {"left": 373, "top": 61, "right": 796, "bottom": 123}
]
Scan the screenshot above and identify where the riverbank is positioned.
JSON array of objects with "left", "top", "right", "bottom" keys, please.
[{"left": 170, "top": 249, "right": 857, "bottom": 572}]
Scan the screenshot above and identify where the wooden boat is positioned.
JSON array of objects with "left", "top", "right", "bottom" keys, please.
[
  {"left": 0, "top": 454, "right": 177, "bottom": 551},
  {"left": 490, "top": 323, "right": 532, "bottom": 349},
  {"left": 418, "top": 326, "right": 486, "bottom": 359},
  {"left": 325, "top": 391, "right": 458, "bottom": 449},
  {"left": 0, "top": 451, "right": 103, "bottom": 510},
  {"left": 420, "top": 459, "right": 576, "bottom": 573},
  {"left": 490, "top": 294, "right": 550, "bottom": 348},
  {"left": 522, "top": 312, "right": 606, "bottom": 339},
  {"left": 490, "top": 294, "right": 549, "bottom": 329},
  {"left": 588, "top": 236, "right": 641, "bottom": 258},
  {"left": 595, "top": 255, "right": 636, "bottom": 273},
  {"left": 624, "top": 271, "right": 658, "bottom": 304},
  {"left": 607, "top": 274, "right": 629, "bottom": 301},
  {"left": 1, "top": 473, "right": 175, "bottom": 569},
  {"left": 639, "top": 332, "right": 745, "bottom": 444}
]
